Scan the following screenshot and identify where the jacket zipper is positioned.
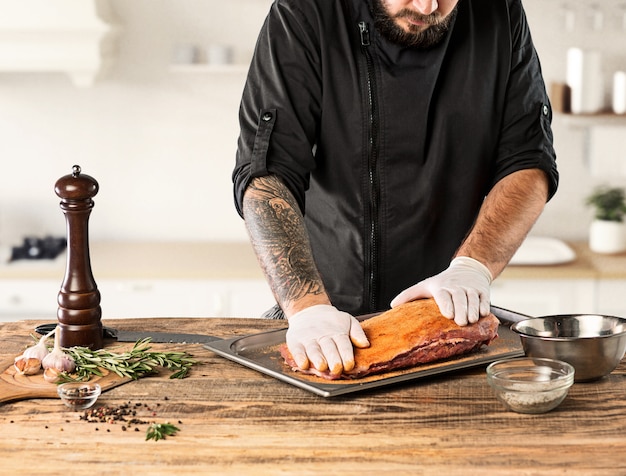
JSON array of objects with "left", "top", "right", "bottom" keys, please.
[{"left": 359, "top": 21, "right": 380, "bottom": 312}]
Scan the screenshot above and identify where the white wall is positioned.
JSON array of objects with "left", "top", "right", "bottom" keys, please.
[
  {"left": 0, "top": 0, "right": 272, "bottom": 245},
  {"left": 0, "top": 0, "right": 625, "bottom": 247}
]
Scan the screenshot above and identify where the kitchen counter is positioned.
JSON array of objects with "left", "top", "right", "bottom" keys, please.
[
  {"left": 0, "top": 242, "right": 273, "bottom": 320},
  {"left": 0, "top": 241, "right": 265, "bottom": 280},
  {"left": 1, "top": 317, "right": 625, "bottom": 475},
  {"left": 500, "top": 241, "right": 626, "bottom": 280},
  {"left": 0, "top": 240, "right": 625, "bottom": 281}
]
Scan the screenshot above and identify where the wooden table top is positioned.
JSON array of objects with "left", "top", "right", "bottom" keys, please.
[{"left": 1, "top": 317, "right": 625, "bottom": 476}]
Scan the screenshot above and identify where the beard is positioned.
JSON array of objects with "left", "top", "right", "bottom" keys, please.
[{"left": 371, "top": 0, "right": 458, "bottom": 49}]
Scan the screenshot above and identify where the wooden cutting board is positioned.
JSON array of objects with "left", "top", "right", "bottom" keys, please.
[{"left": 0, "top": 358, "right": 131, "bottom": 404}]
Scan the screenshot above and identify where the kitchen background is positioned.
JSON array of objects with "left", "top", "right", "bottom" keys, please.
[{"left": 0, "top": 0, "right": 625, "bottom": 320}]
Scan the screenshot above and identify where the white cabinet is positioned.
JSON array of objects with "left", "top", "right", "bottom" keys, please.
[
  {"left": 0, "top": 279, "right": 58, "bottom": 321},
  {"left": 97, "top": 279, "right": 219, "bottom": 319},
  {"left": 0, "top": 278, "right": 275, "bottom": 322},
  {"left": 224, "top": 280, "right": 276, "bottom": 318},
  {"left": 95, "top": 279, "right": 275, "bottom": 319},
  {"left": 490, "top": 278, "right": 596, "bottom": 317},
  {"left": 595, "top": 280, "right": 626, "bottom": 317},
  {"left": 97, "top": 279, "right": 274, "bottom": 319}
]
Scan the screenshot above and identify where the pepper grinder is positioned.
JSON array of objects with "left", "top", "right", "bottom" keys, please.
[{"left": 55, "top": 165, "right": 102, "bottom": 349}]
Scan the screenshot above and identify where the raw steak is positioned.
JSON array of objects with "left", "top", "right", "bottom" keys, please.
[{"left": 280, "top": 298, "right": 499, "bottom": 380}]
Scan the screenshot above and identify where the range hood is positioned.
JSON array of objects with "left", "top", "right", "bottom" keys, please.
[{"left": 0, "top": 0, "right": 112, "bottom": 87}]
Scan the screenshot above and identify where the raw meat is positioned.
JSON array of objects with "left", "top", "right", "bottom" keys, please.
[{"left": 280, "top": 298, "right": 499, "bottom": 380}]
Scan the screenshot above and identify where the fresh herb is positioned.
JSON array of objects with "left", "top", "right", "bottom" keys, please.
[
  {"left": 146, "top": 422, "right": 180, "bottom": 441},
  {"left": 60, "top": 338, "right": 196, "bottom": 382}
]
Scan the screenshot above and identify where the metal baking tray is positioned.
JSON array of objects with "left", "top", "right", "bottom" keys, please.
[{"left": 204, "top": 312, "right": 524, "bottom": 397}]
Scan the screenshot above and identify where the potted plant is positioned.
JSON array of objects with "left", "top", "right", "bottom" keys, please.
[{"left": 585, "top": 185, "right": 626, "bottom": 254}]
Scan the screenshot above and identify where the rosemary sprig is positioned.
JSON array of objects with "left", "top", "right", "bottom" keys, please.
[
  {"left": 146, "top": 422, "right": 180, "bottom": 441},
  {"left": 60, "top": 338, "right": 196, "bottom": 382}
]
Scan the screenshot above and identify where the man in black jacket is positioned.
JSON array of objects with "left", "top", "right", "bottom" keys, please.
[{"left": 233, "top": 0, "right": 558, "bottom": 377}]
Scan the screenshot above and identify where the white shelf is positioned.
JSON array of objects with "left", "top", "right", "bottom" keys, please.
[{"left": 559, "top": 112, "right": 626, "bottom": 128}]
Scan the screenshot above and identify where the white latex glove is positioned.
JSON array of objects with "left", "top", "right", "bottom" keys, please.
[
  {"left": 286, "top": 304, "right": 370, "bottom": 376},
  {"left": 390, "top": 257, "right": 492, "bottom": 326}
]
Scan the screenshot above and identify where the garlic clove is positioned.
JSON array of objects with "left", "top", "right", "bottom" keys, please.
[
  {"left": 14, "top": 356, "right": 42, "bottom": 375},
  {"left": 43, "top": 367, "right": 63, "bottom": 383}
]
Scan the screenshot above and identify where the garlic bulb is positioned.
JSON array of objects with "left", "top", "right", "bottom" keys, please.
[
  {"left": 14, "top": 356, "right": 42, "bottom": 375},
  {"left": 21, "top": 327, "right": 54, "bottom": 362},
  {"left": 42, "top": 331, "right": 76, "bottom": 374}
]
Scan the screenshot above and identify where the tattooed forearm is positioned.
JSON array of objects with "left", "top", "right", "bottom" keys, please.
[{"left": 242, "top": 175, "right": 328, "bottom": 315}]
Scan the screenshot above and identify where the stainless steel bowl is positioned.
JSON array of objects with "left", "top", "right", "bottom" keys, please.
[{"left": 511, "top": 314, "right": 626, "bottom": 382}]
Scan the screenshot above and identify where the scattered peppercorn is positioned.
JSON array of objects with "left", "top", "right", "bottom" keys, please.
[
  {"left": 66, "top": 400, "right": 183, "bottom": 440},
  {"left": 81, "top": 402, "right": 150, "bottom": 425}
]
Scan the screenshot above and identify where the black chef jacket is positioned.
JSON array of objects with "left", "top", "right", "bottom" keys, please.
[{"left": 232, "top": 0, "right": 559, "bottom": 316}]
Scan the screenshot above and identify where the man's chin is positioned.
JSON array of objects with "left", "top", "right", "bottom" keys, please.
[{"left": 371, "top": 0, "right": 458, "bottom": 49}]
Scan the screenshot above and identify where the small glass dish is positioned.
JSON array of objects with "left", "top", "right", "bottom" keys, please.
[
  {"left": 57, "top": 382, "right": 101, "bottom": 411},
  {"left": 486, "top": 358, "right": 574, "bottom": 414}
]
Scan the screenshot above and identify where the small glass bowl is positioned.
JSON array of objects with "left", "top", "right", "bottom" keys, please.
[
  {"left": 486, "top": 358, "right": 575, "bottom": 414},
  {"left": 57, "top": 382, "right": 101, "bottom": 411}
]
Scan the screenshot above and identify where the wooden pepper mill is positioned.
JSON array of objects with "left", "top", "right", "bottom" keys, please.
[{"left": 55, "top": 165, "right": 103, "bottom": 350}]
